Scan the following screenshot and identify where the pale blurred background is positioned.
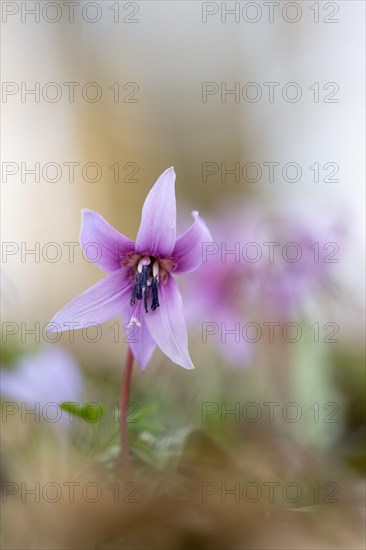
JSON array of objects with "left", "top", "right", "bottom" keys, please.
[
  {"left": 1, "top": 2, "right": 365, "bottom": 548},
  {"left": 2, "top": 2, "right": 364, "bottom": 361}
]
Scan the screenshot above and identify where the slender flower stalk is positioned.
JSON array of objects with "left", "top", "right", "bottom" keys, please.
[{"left": 120, "top": 346, "right": 134, "bottom": 479}]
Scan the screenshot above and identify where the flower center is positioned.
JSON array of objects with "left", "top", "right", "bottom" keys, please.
[
  {"left": 122, "top": 252, "right": 176, "bottom": 314},
  {"left": 129, "top": 255, "right": 171, "bottom": 313}
]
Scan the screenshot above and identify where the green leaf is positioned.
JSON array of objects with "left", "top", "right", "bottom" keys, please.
[
  {"left": 128, "top": 402, "right": 160, "bottom": 423},
  {"left": 59, "top": 401, "right": 105, "bottom": 423}
]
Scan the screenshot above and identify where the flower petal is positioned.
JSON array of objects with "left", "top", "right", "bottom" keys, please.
[
  {"left": 173, "top": 211, "right": 213, "bottom": 274},
  {"left": 80, "top": 209, "right": 135, "bottom": 273},
  {"left": 48, "top": 268, "right": 131, "bottom": 331},
  {"left": 143, "top": 276, "right": 194, "bottom": 369},
  {"left": 120, "top": 301, "right": 156, "bottom": 371},
  {"left": 128, "top": 325, "right": 157, "bottom": 372},
  {"left": 135, "top": 167, "right": 177, "bottom": 257}
]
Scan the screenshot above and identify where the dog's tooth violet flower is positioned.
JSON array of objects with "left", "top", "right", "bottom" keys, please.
[{"left": 48, "top": 167, "right": 212, "bottom": 371}]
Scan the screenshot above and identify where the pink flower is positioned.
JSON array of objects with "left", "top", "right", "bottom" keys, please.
[
  {"left": 48, "top": 168, "right": 212, "bottom": 371},
  {"left": 1, "top": 346, "right": 83, "bottom": 414}
]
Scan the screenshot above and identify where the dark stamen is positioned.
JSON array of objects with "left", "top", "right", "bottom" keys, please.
[
  {"left": 135, "top": 272, "right": 143, "bottom": 300},
  {"left": 151, "top": 278, "right": 160, "bottom": 311},
  {"left": 144, "top": 285, "right": 151, "bottom": 313},
  {"left": 142, "top": 265, "right": 149, "bottom": 288}
]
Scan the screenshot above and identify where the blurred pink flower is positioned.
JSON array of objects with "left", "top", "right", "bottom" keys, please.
[
  {"left": 184, "top": 203, "right": 267, "bottom": 367},
  {"left": 261, "top": 210, "right": 346, "bottom": 319},
  {"left": 1, "top": 346, "right": 84, "bottom": 420},
  {"left": 185, "top": 201, "right": 346, "bottom": 366}
]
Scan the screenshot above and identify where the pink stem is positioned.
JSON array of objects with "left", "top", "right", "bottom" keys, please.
[{"left": 120, "top": 346, "right": 134, "bottom": 479}]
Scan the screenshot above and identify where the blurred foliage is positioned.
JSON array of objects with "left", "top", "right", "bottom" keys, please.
[
  {"left": 0, "top": 340, "right": 24, "bottom": 367},
  {"left": 329, "top": 348, "right": 366, "bottom": 474}
]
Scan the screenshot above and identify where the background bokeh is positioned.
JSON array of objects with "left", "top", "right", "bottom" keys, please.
[{"left": 1, "top": 1, "right": 365, "bottom": 548}]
